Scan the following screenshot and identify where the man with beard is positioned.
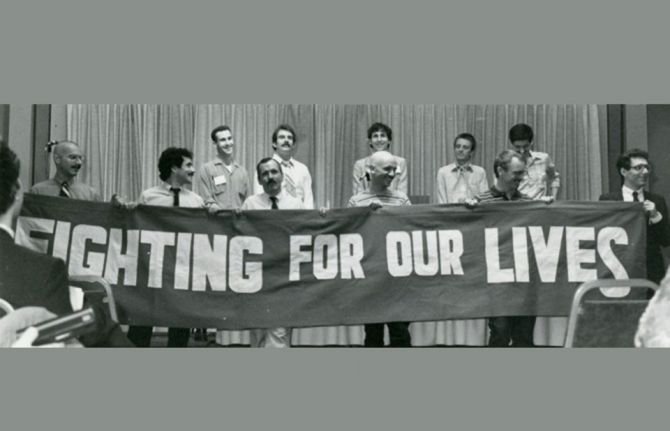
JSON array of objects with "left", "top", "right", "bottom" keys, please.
[
  {"left": 126, "top": 147, "right": 205, "bottom": 348},
  {"left": 254, "top": 124, "right": 313, "bottom": 209},
  {"left": 467, "top": 149, "right": 552, "bottom": 347},
  {"left": 352, "top": 122, "right": 408, "bottom": 196},
  {"left": 348, "top": 150, "right": 412, "bottom": 347},
  {"left": 600, "top": 149, "right": 670, "bottom": 284},
  {"left": 30, "top": 140, "right": 101, "bottom": 201},
  {"left": 242, "top": 157, "right": 303, "bottom": 348}
]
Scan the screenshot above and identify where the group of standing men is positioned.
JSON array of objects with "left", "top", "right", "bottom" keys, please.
[{"left": 21, "top": 119, "right": 670, "bottom": 348}]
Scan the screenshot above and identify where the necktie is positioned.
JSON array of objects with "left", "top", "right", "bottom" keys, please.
[
  {"left": 633, "top": 191, "right": 640, "bottom": 202},
  {"left": 59, "top": 181, "right": 71, "bottom": 198},
  {"left": 170, "top": 187, "right": 180, "bottom": 207},
  {"left": 270, "top": 196, "right": 279, "bottom": 210}
]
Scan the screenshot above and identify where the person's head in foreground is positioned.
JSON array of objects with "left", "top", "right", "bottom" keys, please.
[{"left": 635, "top": 273, "right": 670, "bottom": 347}]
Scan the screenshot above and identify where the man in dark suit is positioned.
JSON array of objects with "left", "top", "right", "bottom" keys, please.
[
  {"left": 0, "top": 145, "right": 72, "bottom": 315},
  {"left": 599, "top": 149, "right": 670, "bottom": 283},
  {"left": 0, "top": 144, "right": 132, "bottom": 347}
]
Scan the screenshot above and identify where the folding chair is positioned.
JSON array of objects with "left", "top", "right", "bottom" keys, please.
[
  {"left": 0, "top": 298, "right": 13, "bottom": 318},
  {"left": 68, "top": 275, "right": 119, "bottom": 323},
  {"left": 564, "top": 279, "right": 658, "bottom": 347}
]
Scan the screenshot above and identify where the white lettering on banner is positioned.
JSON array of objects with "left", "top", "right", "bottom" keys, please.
[
  {"left": 289, "top": 234, "right": 366, "bottom": 281},
  {"left": 229, "top": 236, "right": 263, "bottom": 293},
  {"left": 528, "top": 226, "right": 563, "bottom": 282},
  {"left": 565, "top": 227, "right": 597, "bottom": 282},
  {"left": 140, "top": 230, "right": 175, "bottom": 288},
  {"left": 70, "top": 224, "right": 107, "bottom": 276},
  {"left": 15, "top": 216, "right": 55, "bottom": 253},
  {"left": 438, "top": 230, "right": 464, "bottom": 275},
  {"left": 339, "top": 234, "right": 366, "bottom": 279},
  {"left": 192, "top": 234, "right": 227, "bottom": 291},
  {"left": 52, "top": 221, "right": 71, "bottom": 261},
  {"left": 486, "top": 228, "right": 515, "bottom": 283},
  {"left": 412, "top": 231, "right": 439, "bottom": 276},
  {"left": 387, "top": 230, "right": 465, "bottom": 277},
  {"left": 387, "top": 231, "right": 413, "bottom": 277},
  {"left": 14, "top": 216, "right": 633, "bottom": 292},
  {"left": 174, "top": 233, "right": 192, "bottom": 290},
  {"left": 485, "top": 226, "right": 629, "bottom": 283},
  {"left": 597, "top": 227, "right": 629, "bottom": 279},
  {"left": 104, "top": 228, "right": 139, "bottom": 286}
]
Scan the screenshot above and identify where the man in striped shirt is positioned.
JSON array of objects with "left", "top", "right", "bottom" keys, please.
[
  {"left": 348, "top": 150, "right": 412, "bottom": 347},
  {"left": 467, "top": 149, "right": 552, "bottom": 347}
]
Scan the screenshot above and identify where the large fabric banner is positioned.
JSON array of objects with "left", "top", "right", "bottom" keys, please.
[{"left": 17, "top": 194, "right": 646, "bottom": 329}]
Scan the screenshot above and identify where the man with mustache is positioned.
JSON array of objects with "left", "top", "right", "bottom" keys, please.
[
  {"left": 467, "top": 149, "right": 552, "bottom": 347},
  {"left": 254, "top": 124, "right": 313, "bottom": 209},
  {"left": 600, "top": 149, "right": 670, "bottom": 284},
  {"left": 242, "top": 157, "right": 304, "bottom": 347},
  {"left": 30, "top": 140, "right": 101, "bottom": 201},
  {"left": 352, "top": 122, "right": 408, "bottom": 196},
  {"left": 126, "top": 147, "right": 205, "bottom": 348},
  {"left": 348, "top": 150, "right": 412, "bottom": 347}
]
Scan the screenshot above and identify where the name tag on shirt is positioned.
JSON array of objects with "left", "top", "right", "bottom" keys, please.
[{"left": 214, "top": 175, "right": 227, "bottom": 186}]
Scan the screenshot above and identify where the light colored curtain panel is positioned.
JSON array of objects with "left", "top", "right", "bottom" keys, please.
[
  {"left": 67, "top": 104, "right": 600, "bottom": 346},
  {"left": 66, "top": 104, "right": 196, "bottom": 200}
]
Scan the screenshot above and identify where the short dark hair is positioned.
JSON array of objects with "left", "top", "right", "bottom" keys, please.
[
  {"left": 272, "top": 124, "right": 297, "bottom": 144},
  {"left": 256, "top": 157, "right": 283, "bottom": 179},
  {"left": 493, "top": 149, "right": 524, "bottom": 178},
  {"left": 367, "top": 122, "right": 393, "bottom": 141},
  {"left": 0, "top": 144, "right": 21, "bottom": 215},
  {"left": 508, "top": 123, "right": 534, "bottom": 143},
  {"left": 616, "top": 148, "right": 649, "bottom": 173},
  {"left": 158, "top": 147, "right": 193, "bottom": 182},
  {"left": 210, "top": 125, "right": 232, "bottom": 142},
  {"left": 453, "top": 132, "right": 477, "bottom": 152}
]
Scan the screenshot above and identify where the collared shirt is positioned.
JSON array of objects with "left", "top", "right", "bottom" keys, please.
[
  {"left": 517, "top": 150, "right": 560, "bottom": 199},
  {"left": 241, "top": 190, "right": 304, "bottom": 210},
  {"left": 475, "top": 185, "right": 533, "bottom": 203},
  {"left": 622, "top": 185, "right": 663, "bottom": 224},
  {"left": 347, "top": 189, "right": 411, "bottom": 208},
  {"left": 0, "top": 223, "right": 14, "bottom": 239},
  {"left": 139, "top": 183, "right": 205, "bottom": 208},
  {"left": 195, "top": 157, "right": 251, "bottom": 209},
  {"left": 436, "top": 162, "right": 489, "bottom": 204},
  {"left": 352, "top": 154, "right": 408, "bottom": 196},
  {"left": 253, "top": 154, "right": 314, "bottom": 209},
  {"left": 30, "top": 178, "right": 102, "bottom": 201}
]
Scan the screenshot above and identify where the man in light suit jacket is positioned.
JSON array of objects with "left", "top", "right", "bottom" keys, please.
[{"left": 599, "top": 148, "right": 670, "bottom": 283}]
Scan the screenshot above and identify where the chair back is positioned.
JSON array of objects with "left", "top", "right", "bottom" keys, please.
[
  {"left": 564, "top": 279, "right": 658, "bottom": 347},
  {"left": 68, "top": 275, "right": 119, "bottom": 323},
  {"left": 0, "top": 298, "right": 13, "bottom": 318}
]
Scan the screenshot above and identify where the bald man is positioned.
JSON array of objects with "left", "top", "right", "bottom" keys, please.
[
  {"left": 30, "top": 140, "right": 101, "bottom": 201},
  {"left": 348, "top": 150, "right": 412, "bottom": 347}
]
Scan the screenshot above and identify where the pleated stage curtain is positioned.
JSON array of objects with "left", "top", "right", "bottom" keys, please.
[{"left": 66, "top": 104, "right": 602, "bottom": 346}]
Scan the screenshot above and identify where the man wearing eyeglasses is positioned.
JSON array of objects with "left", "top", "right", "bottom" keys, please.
[
  {"left": 600, "top": 149, "right": 670, "bottom": 284},
  {"left": 30, "top": 141, "right": 101, "bottom": 201}
]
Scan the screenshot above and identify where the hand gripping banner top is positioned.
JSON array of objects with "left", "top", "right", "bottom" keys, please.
[{"left": 16, "top": 194, "right": 646, "bottom": 329}]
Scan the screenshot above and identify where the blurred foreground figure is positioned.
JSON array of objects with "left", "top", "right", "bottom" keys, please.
[
  {"left": 0, "top": 307, "right": 65, "bottom": 348},
  {"left": 635, "top": 273, "right": 670, "bottom": 347}
]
